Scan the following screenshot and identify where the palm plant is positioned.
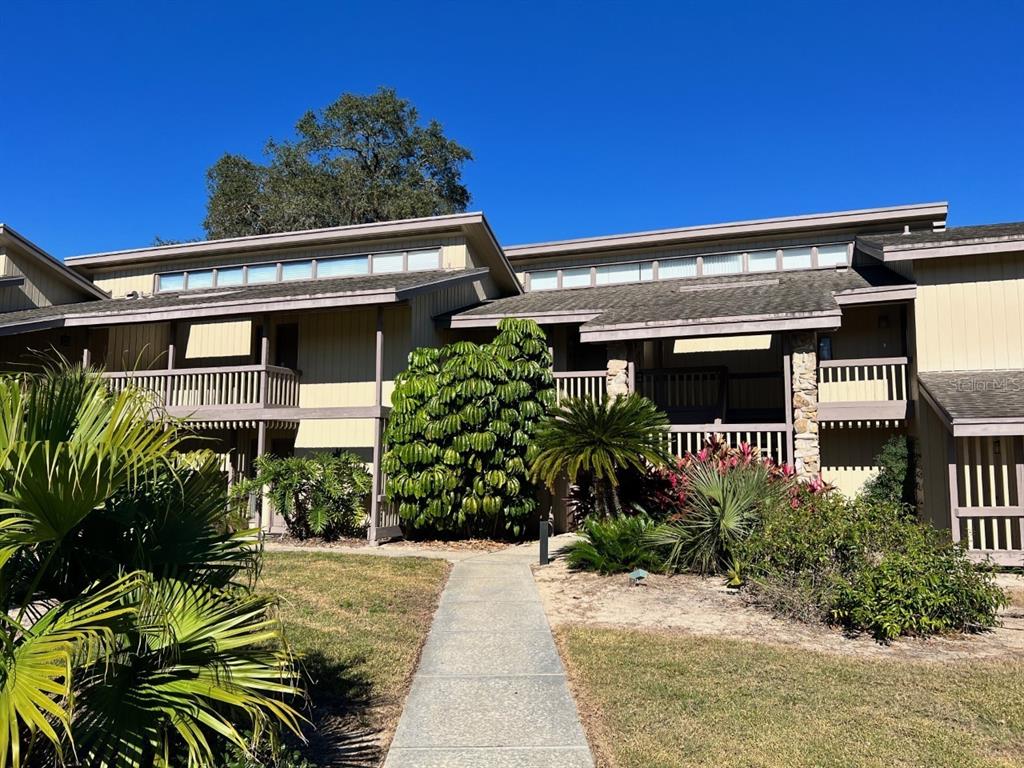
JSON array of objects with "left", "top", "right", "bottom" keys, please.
[
  {"left": 530, "top": 394, "right": 671, "bottom": 517},
  {"left": 646, "top": 455, "right": 790, "bottom": 574},
  {"left": 0, "top": 361, "right": 302, "bottom": 767}
]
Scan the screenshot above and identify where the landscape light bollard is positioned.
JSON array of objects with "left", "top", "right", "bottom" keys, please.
[{"left": 539, "top": 518, "right": 550, "bottom": 566}]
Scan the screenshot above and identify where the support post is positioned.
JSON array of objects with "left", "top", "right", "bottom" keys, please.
[
  {"left": 259, "top": 318, "right": 270, "bottom": 406},
  {"left": 947, "top": 431, "right": 960, "bottom": 543},
  {"left": 165, "top": 327, "right": 176, "bottom": 406},
  {"left": 369, "top": 306, "right": 385, "bottom": 544},
  {"left": 1016, "top": 437, "right": 1024, "bottom": 548},
  {"left": 782, "top": 345, "right": 794, "bottom": 467},
  {"left": 81, "top": 347, "right": 91, "bottom": 368},
  {"left": 256, "top": 420, "right": 269, "bottom": 532},
  {"left": 539, "top": 517, "right": 550, "bottom": 566}
]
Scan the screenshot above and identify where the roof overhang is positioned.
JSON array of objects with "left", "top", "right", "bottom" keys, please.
[
  {"left": 578, "top": 310, "right": 842, "bottom": 343},
  {"left": 833, "top": 284, "right": 917, "bottom": 306},
  {"left": 505, "top": 202, "right": 948, "bottom": 262},
  {"left": 447, "top": 309, "right": 601, "bottom": 329},
  {"left": 0, "top": 270, "right": 489, "bottom": 337},
  {"left": 919, "top": 374, "right": 1024, "bottom": 437},
  {"left": 0, "top": 225, "right": 109, "bottom": 300},
  {"left": 857, "top": 234, "right": 1024, "bottom": 264}
]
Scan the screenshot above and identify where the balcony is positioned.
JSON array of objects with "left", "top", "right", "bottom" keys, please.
[
  {"left": 102, "top": 364, "right": 300, "bottom": 423},
  {"left": 817, "top": 357, "right": 910, "bottom": 424}
]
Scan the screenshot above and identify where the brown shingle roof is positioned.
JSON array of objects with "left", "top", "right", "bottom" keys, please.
[
  {"left": 860, "top": 222, "right": 1024, "bottom": 250},
  {"left": 919, "top": 370, "right": 1024, "bottom": 422}
]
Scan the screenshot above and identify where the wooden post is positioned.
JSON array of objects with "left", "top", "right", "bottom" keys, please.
[
  {"left": 165, "top": 328, "right": 176, "bottom": 406},
  {"left": 259, "top": 318, "right": 270, "bottom": 406},
  {"left": 1016, "top": 437, "right": 1024, "bottom": 548},
  {"left": 782, "top": 343, "right": 794, "bottom": 467},
  {"left": 369, "top": 307, "right": 385, "bottom": 545},
  {"left": 948, "top": 431, "right": 961, "bottom": 543},
  {"left": 81, "top": 347, "right": 91, "bottom": 368},
  {"left": 257, "top": 420, "right": 269, "bottom": 532}
]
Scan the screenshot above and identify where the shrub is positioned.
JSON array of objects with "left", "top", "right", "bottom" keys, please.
[
  {"left": 232, "top": 452, "right": 371, "bottom": 540},
  {"left": 737, "top": 492, "right": 1007, "bottom": 640},
  {"left": 530, "top": 394, "right": 671, "bottom": 519},
  {"left": 382, "top": 318, "right": 553, "bottom": 537},
  {"left": 862, "top": 434, "right": 916, "bottom": 506},
  {"left": 564, "top": 515, "right": 663, "bottom": 574}
]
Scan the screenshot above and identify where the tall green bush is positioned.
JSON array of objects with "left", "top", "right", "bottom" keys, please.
[
  {"left": 382, "top": 319, "right": 554, "bottom": 536},
  {"left": 862, "top": 435, "right": 916, "bottom": 506}
]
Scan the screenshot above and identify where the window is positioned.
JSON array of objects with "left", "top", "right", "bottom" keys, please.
[
  {"left": 373, "top": 253, "right": 404, "bottom": 273},
  {"left": 748, "top": 250, "right": 777, "bottom": 272},
  {"left": 701, "top": 253, "right": 742, "bottom": 275},
  {"left": 281, "top": 260, "right": 313, "bottom": 281},
  {"left": 247, "top": 264, "right": 277, "bottom": 284},
  {"left": 529, "top": 270, "right": 559, "bottom": 290},
  {"left": 561, "top": 267, "right": 591, "bottom": 288},
  {"left": 596, "top": 263, "right": 640, "bottom": 285},
  {"left": 658, "top": 257, "right": 697, "bottom": 279},
  {"left": 781, "top": 247, "right": 813, "bottom": 270},
  {"left": 187, "top": 270, "right": 214, "bottom": 290},
  {"left": 817, "top": 243, "right": 849, "bottom": 267},
  {"left": 157, "top": 272, "right": 185, "bottom": 292},
  {"left": 640, "top": 262, "right": 654, "bottom": 280},
  {"left": 407, "top": 249, "right": 440, "bottom": 271},
  {"left": 319, "top": 255, "right": 368, "bottom": 277},
  {"left": 217, "top": 266, "right": 244, "bottom": 287}
]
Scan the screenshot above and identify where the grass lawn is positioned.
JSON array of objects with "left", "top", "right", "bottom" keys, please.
[
  {"left": 559, "top": 626, "right": 1024, "bottom": 768},
  {"left": 259, "top": 551, "right": 449, "bottom": 765}
]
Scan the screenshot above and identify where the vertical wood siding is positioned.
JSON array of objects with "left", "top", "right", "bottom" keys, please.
[
  {"left": 104, "top": 323, "right": 171, "bottom": 370},
  {"left": 184, "top": 320, "right": 253, "bottom": 359},
  {"left": 820, "top": 427, "right": 902, "bottom": 496},
  {"left": 0, "top": 246, "right": 90, "bottom": 310}
]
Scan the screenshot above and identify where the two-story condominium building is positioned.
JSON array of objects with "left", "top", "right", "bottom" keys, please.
[{"left": 0, "top": 201, "right": 1021, "bottom": 565}]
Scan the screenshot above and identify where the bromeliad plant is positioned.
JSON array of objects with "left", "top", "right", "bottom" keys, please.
[
  {"left": 382, "top": 318, "right": 554, "bottom": 537},
  {"left": 530, "top": 394, "right": 672, "bottom": 518},
  {"left": 0, "top": 362, "right": 303, "bottom": 768}
]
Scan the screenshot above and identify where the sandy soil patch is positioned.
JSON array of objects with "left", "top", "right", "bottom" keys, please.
[{"left": 534, "top": 559, "right": 1024, "bottom": 661}]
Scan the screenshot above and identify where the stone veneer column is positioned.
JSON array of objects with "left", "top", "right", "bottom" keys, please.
[
  {"left": 789, "top": 331, "right": 820, "bottom": 479},
  {"left": 606, "top": 342, "right": 631, "bottom": 398}
]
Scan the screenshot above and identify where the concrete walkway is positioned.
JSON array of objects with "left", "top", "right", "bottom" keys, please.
[{"left": 384, "top": 540, "right": 594, "bottom": 767}]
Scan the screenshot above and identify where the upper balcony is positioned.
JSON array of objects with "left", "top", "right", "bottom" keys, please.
[{"left": 817, "top": 356, "right": 910, "bottom": 424}]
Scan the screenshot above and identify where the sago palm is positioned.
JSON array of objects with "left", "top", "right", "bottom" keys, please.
[{"left": 530, "top": 394, "right": 671, "bottom": 516}]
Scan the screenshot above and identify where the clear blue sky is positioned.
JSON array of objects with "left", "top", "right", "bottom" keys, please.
[{"left": 2, "top": 1, "right": 1022, "bottom": 258}]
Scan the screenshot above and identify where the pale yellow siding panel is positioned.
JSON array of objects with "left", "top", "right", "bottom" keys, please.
[
  {"left": 185, "top": 320, "right": 252, "bottom": 359},
  {"left": 94, "top": 273, "right": 154, "bottom": 298},
  {"left": 295, "top": 418, "right": 376, "bottom": 448},
  {"left": 820, "top": 428, "right": 901, "bottom": 497},
  {"left": 673, "top": 335, "right": 773, "bottom": 354},
  {"left": 442, "top": 243, "right": 468, "bottom": 269},
  {"left": 0, "top": 246, "right": 90, "bottom": 310}
]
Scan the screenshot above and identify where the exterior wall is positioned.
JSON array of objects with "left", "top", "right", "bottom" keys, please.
[
  {"left": 90, "top": 236, "right": 470, "bottom": 298},
  {"left": 104, "top": 323, "right": 171, "bottom": 370},
  {"left": 820, "top": 426, "right": 901, "bottom": 496},
  {"left": 0, "top": 245, "right": 89, "bottom": 311},
  {"left": 917, "top": 399, "right": 952, "bottom": 530},
  {"left": 914, "top": 252, "right": 1024, "bottom": 372},
  {"left": 183, "top": 320, "right": 252, "bottom": 360},
  {"left": 827, "top": 305, "right": 905, "bottom": 360},
  {"left": 0, "top": 328, "right": 89, "bottom": 369},
  {"left": 409, "top": 273, "right": 498, "bottom": 349},
  {"left": 790, "top": 331, "right": 820, "bottom": 478}
]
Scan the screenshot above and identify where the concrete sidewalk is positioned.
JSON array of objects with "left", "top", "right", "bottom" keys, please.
[{"left": 384, "top": 541, "right": 593, "bottom": 767}]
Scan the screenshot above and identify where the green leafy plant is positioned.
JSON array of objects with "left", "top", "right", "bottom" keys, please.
[
  {"left": 862, "top": 435, "right": 916, "bottom": 506},
  {"left": 382, "top": 318, "right": 554, "bottom": 537},
  {"left": 530, "top": 394, "right": 671, "bottom": 518},
  {"left": 737, "top": 492, "right": 1007, "bottom": 640},
  {"left": 232, "top": 452, "right": 372, "bottom": 540},
  {"left": 564, "top": 515, "right": 663, "bottom": 574},
  {"left": 0, "top": 361, "right": 303, "bottom": 767}
]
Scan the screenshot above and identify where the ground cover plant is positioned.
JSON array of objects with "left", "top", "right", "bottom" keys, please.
[
  {"left": 0, "top": 362, "right": 301, "bottom": 767},
  {"left": 383, "top": 318, "right": 553, "bottom": 537},
  {"left": 564, "top": 515, "right": 662, "bottom": 574},
  {"left": 559, "top": 626, "right": 1024, "bottom": 768}
]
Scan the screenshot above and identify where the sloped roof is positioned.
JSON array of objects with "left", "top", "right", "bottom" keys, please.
[
  {"left": 919, "top": 370, "right": 1024, "bottom": 424},
  {"left": 858, "top": 222, "right": 1024, "bottom": 262}
]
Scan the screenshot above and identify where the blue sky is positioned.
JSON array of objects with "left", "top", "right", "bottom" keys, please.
[{"left": 1, "top": 1, "right": 1022, "bottom": 258}]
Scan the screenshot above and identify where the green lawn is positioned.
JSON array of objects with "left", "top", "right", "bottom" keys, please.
[
  {"left": 559, "top": 626, "right": 1024, "bottom": 768},
  {"left": 259, "top": 551, "right": 449, "bottom": 765}
]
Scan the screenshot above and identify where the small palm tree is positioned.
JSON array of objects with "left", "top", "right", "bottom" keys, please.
[{"left": 530, "top": 394, "right": 671, "bottom": 516}]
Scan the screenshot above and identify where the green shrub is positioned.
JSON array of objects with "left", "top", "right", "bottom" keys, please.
[
  {"left": 232, "top": 451, "right": 372, "bottom": 540},
  {"left": 382, "top": 318, "right": 553, "bottom": 537},
  {"left": 737, "top": 493, "right": 1006, "bottom": 640},
  {"left": 564, "top": 516, "right": 663, "bottom": 574},
  {"left": 862, "top": 435, "right": 916, "bottom": 506}
]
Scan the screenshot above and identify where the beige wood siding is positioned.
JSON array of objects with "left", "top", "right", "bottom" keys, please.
[
  {"left": 294, "top": 418, "right": 377, "bottom": 448},
  {"left": 820, "top": 427, "right": 902, "bottom": 497},
  {"left": 915, "top": 253, "right": 1024, "bottom": 372},
  {"left": 828, "top": 305, "right": 905, "bottom": 360},
  {"left": 409, "top": 274, "right": 497, "bottom": 349},
  {"left": 184, "top": 320, "right": 252, "bottom": 360},
  {"left": 918, "top": 403, "right": 952, "bottom": 530},
  {"left": 0, "top": 246, "right": 90, "bottom": 310},
  {"left": 104, "top": 323, "right": 171, "bottom": 370}
]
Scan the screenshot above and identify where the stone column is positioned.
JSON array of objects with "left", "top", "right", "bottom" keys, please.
[
  {"left": 789, "top": 332, "right": 820, "bottom": 479},
  {"left": 606, "top": 342, "right": 632, "bottom": 398}
]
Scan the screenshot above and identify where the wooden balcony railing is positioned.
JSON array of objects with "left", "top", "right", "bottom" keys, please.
[
  {"left": 102, "top": 364, "right": 300, "bottom": 413},
  {"left": 666, "top": 423, "right": 790, "bottom": 466},
  {"left": 953, "top": 435, "right": 1024, "bottom": 566},
  {"left": 817, "top": 357, "right": 910, "bottom": 423},
  {"left": 553, "top": 370, "right": 607, "bottom": 403}
]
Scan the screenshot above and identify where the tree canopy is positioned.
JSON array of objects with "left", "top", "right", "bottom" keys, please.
[{"left": 204, "top": 87, "right": 473, "bottom": 239}]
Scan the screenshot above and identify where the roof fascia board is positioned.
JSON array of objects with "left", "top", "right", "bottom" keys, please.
[
  {"left": 448, "top": 310, "right": 602, "bottom": 328},
  {"left": 0, "top": 226, "right": 109, "bottom": 299},
  {"left": 879, "top": 238, "right": 1024, "bottom": 263},
  {"left": 505, "top": 202, "right": 948, "bottom": 260},
  {"left": 834, "top": 285, "right": 917, "bottom": 306},
  {"left": 580, "top": 312, "right": 842, "bottom": 343}
]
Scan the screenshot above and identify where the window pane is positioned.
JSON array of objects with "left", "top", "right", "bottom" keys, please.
[
  {"left": 702, "top": 253, "right": 742, "bottom": 275},
  {"left": 640, "top": 262, "right": 654, "bottom": 281},
  {"left": 217, "top": 266, "right": 244, "bottom": 287},
  {"left": 658, "top": 257, "right": 697, "bottom": 279},
  {"left": 748, "top": 250, "right": 777, "bottom": 272},
  {"left": 782, "top": 247, "right": 813, "bottom": 270},
  {"left": 157, "top": 272, "right": 185, "bottom": 292},
  {"left": 407, "top": 250, "right": 440, "bottom": 271},
  {"left": 373, "top": 252, "right": 404, "bottom": 273},
  {"left": 817, "top": 243, "right": 849, "bottom": 267},
  {"left": 281, "top": 260, "right": 313, "bottom": 281},
  {"left": 187, "top": 270, "right": 213, "bottom": 289},
  {"left": 318, "top": 255, "right": 368, "bottom": 277},
  {"left": 247, "top": 264, "right": 277, "bottom": 284},
  {"left": 529, "top": 270, "right": 558, "bottom": 290},
  {"left": 596, "top": 263, "right": 641, "bottom": 285},
  {"left": 561, "top": 267, "right": 591, "bottom": 288}
]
